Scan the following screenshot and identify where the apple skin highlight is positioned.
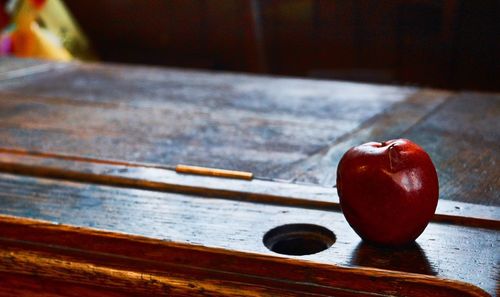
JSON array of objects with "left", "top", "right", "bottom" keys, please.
[{"left": 336, "top": 139, "right": 439, "bottom": 246}]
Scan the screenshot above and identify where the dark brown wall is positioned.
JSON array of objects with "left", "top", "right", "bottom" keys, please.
[{"left": 64, "top": 0, "right": 499, "bottom": 91}]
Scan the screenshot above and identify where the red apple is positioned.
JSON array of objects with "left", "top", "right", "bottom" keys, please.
[{"left": 336, "top": 139, "right": 438, "bottom": 246}]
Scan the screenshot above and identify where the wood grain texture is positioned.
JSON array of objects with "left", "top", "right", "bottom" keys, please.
[
  {"left": 0, "top": 58, "right": 498, "bottom": 295},
  {"left": 0, "top": 273, "right": 138, "bottom": 297},
  {"left": 0, "top": 149, "right": 498, "bottom": 229},
  {"left": 0, "top": 58, "right": 68, "bottom": 81},
  {"left": 0, "top": 215, "right": 493, "bottom": 297},
  {"left": 402, "top": 93, "right": 500, "bottom": 206},
  {"left": 0, "top": 60, "right": 415, "bottom": 180},
  {"left": 0, "top": 173, "right": 497, "bottom": 295},
  {"left": 286, "top": 91, "right": 500, "bottom": 206},
  {"left": 269, "top": 89, "right": 450, "bottom": 183},
  {"left": 0, "top": 59, "right": 498, "bottom": 207},
  {"left": 0, "top": 58, "right": 49, "bottom": 74}
]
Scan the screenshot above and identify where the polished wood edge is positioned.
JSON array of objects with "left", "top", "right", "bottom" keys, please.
[
  {"left": 0, "top": 214, "right": 491, "bottom": 297},
  {"left": 2, "top": 247, "right": 328, "bottom": 297},
  {"left": 176, "top": 164, "right": 253, "bottom": 180},
  {"left": 0, "top": 148, "right": 498, "bottom": 230}
]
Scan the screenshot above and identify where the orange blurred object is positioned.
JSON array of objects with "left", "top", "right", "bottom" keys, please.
[
  {"left": 11, "top": 22, "right": 71, "bottom": 60},
  {"left": 1, "top": 0, "right": 95, "bottom": 61}
]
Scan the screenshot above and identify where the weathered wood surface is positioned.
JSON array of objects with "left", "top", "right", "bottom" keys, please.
[
  {"left": 0, "top": 149, "right": 498, "bottom": 229},
  {"left": 0, "top": 174, "right": 496, "bottom": 296},
  {"left": 0, "top": 58, "right": 498, "bottom": 295},
  {"left": 0, "top": 58, "right": 68, "bottom": 81},
  {"left": 0, "top": 60, "right": 415, "bottom": 178},
  {"left": 0, "top": 216, "right": 491, "bottom": 297},
  {"left": 285, "top": 92, "right": 500, "bottom": 206},
  {"left": 0, "top": 58, "right": 498, "bottom": 206}
]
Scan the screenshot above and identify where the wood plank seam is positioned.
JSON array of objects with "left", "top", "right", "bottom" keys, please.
[
  {"left": 267, "top": 89, "right": 453, "bottom": 185},
  {"left": 0, "top": 149, "right": 498, "bottom": 230}
]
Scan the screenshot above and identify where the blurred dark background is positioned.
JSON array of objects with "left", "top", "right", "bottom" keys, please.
[{"left": 64, "top": 0, "right": 499, "bottom": 91}]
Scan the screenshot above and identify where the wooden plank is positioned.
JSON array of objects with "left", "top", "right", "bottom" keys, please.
[
  {"left": 0, "top": 60, "right": 416, "bottom": 181},
  {"left": 0, "top": 91, "right": 353, "bottom": 178},
  {"left": 0, "top": 60, "right": 415, "bottom": 122},
  {"left": 0, "top": 272, "right": 140, "bottom": 297},
  {"left": 0, "top": 57, "right": 48, "bottom": 74},
  {"left": 0, "top": 149, "right": 498, "bottom": 229},
  {"left": 10, "top": 61, "right": 495, "bottom": 206},
  {"left": 280, "top": 91, "right": 500, "bottom": 206},
  {"left": 271, "top": 89, "right": 451, "bottom": 183},
  {"left": 1, "top": 240, "right": 346, "bottom": 297},
  {"left": 0, "top": 58, "right": 69, "bottom": 81},
  {"left": 402, "top": 92, "right": 500, "bottom": 206},
  {"left": 0, "top": 220, "right": 489, "bottom": 297},
  {"left": 0, "top": 173, "right": 497, "bottom": 295}
]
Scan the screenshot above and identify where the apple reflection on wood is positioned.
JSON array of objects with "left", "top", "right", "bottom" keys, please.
[{"left": 337, "top": 139, "right": 439, "bottom": 246}]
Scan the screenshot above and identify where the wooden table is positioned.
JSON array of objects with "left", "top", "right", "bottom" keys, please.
[{"left": 0, "top": 57, "right": 498, "bottom": 296}]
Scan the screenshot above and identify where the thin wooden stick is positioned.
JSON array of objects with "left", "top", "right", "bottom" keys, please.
[{"left": 175, "top": 164, "right": 253, "bottom": 180}]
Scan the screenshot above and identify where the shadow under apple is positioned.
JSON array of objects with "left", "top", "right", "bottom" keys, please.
[{"left": 350, "top": 241, "right": 437, "bottom": 276}]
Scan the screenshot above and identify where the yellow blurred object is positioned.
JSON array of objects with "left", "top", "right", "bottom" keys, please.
[
  {"left": 9, "top": 0, "right": 95, "bottom": 61},
  {"left": 12, "top": 21, "right": 71, "bottom": 60}
]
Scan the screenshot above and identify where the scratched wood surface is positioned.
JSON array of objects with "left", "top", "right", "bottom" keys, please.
[
  {"left": 0, "top": 60, "right": 415, "bottom": 178},
  {"left": 0, "top": 150, "right": 497, "bottom": 229},
  {"left": 0, "top": 58, "right": 498, "bottom": 296},
  {"left": 0, "top": 58, "right": 499, "bottom": 206},
  {"left": 0, "top": 173, "right": 497, "bottom": 296},
  {"left": 283, "top": 92, "right": 500, "bottom": 206}
]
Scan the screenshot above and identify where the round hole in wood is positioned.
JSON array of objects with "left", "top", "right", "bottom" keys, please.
[{"left": 263, "top": 224, "right": 335, "bottom": 256}]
